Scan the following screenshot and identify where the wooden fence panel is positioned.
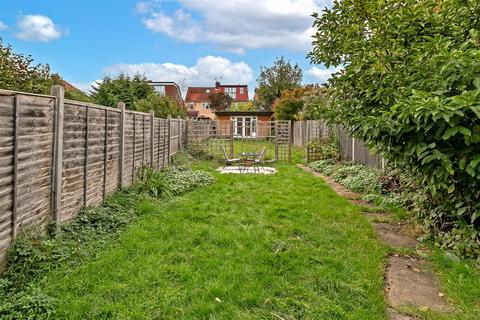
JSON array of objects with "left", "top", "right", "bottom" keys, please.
[
  {"left": 0, "top": 94, "right": 15, "bottom": 265},
  {"left": 61, "top": 102, "right": 87, "bottom": 221},
  {"left": 294, "top": 120, "right": 383, "bottom": 169},
  {"left": 105, "top": 110, "right": 121, "bottom": 196},
  {"left": 0, "top": 88, "right": 190, "bottom": 267},
  {"left": 85, "top": 107, "right": 106, "bottom": 207},
  {"left": 123, "top": 112, "right": 135, "bottom": 187},
  {"left": 16, "top": 95, "right": 55, "bottom": 228}
]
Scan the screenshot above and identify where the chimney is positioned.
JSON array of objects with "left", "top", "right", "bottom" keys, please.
[{"left": 215, "top": 80, "right": 221, "bottom": 88}]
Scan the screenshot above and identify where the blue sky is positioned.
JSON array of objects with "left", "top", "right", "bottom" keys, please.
[{"left": 0, "top": 0, "right": 333, "bottom": 96}]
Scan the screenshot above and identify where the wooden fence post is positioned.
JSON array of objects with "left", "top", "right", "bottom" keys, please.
[
  {"left": 157, "top": 118, "right": 161, "bottom": 169},
  {"left": 12, "top": 95, "right": 20, "bottom": 239},
  {"left": 178, "top": 116, "right": 182, "bottom": 151},
  {"left": 352, "top": 137, "right": 356, "bottom": 163},
  {"left": 142, "top": 115, "right": 146, "bottom": 167},
  {"left": 167, "top": 116, "right": 172, "bottom": 164},
  {"left": 288, "top": 121, "right": 292, "bottom": 163},
  {"left": 118, "top": 102, "right": 125, "bottom": 188},
  {"left": 149, "top": 110, "right": 154, "bottom": 167},
  {"left": 185, "top": 119, "right": 189, "bottom": 150},
  {"left": 229, "top": 120, "right": 234, "bottom": 157},
  {"left": 102, "top": 109, "right": 108, "bottom": 201},
  {"left": 275, "top": 121, "right": 279, "bottom": 161},
  {"left": 51, "top": 85, "right": 64, "bottom": 224},
  {"left": 132, "top": 113, "right": 136, "bottom": 184},
  {"left": 83, "top": 105, "right": 90, "bottom": 206}
]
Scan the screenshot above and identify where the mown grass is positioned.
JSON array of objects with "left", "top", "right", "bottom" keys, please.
[{"left": 39, "top": 163, "right": 388, "bottom": 319}]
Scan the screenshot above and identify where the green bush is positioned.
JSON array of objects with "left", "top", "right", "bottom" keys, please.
[
  {"left": 310, "top": 160, "right": 382, "bottom": 194},
  {"left": 309, "top": 0, "right": 480, "bottom": 258},
  {"left": 307, "top": 134, "right": 341, "bottom": 161},
  {"left": 138, "top": 166, "right": 214, "bottom": 198}
]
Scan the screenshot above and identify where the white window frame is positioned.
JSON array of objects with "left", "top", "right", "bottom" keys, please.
[
  {"left": 239, "top": 87, "right": 244, "bottom": 95},
  {"left": 154, "top": 85, "right": 166, "bottom": 95},
  {"left": 202, "top": 102, "right": 211, "bottom": 109},
  {"left": 231, "top": 116, "right": 257, "bottom": 138},
  {"left": 225, "top": 87, "right": 237, "bottom": 99}
]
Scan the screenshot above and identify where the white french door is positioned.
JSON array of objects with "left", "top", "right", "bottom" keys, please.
[{"left": 231, "top": 116, "right": 257, "bottom": 138}]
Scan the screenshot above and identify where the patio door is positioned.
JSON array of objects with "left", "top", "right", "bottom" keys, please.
[{"left": 231, "top": 116, "right": 257, "bottom": 138}]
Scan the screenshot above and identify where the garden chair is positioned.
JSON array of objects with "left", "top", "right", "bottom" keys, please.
[
  {"left": 221, "top": 146, "right": 240, "bottom": 169},
  {"left": 253, "top": 147, "right": 267, "bottom": 173}
]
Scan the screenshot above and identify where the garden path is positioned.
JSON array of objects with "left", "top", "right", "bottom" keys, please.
[{"left": 298, "top": 164, "right": 451, "bottom": 319}]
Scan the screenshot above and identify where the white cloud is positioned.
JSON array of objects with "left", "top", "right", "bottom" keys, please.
[
  {"left": 0, "top": 21, "right": 6, "bottom": 30},
  {"left": 139, "top": 0, "right": 330, "bottom": 53},
  {"left": 15, "top": 15, "right": 64, "bottom": 42},
  {"left": 103, "top": 56, "right": 254, "bottom": 90},
  {"left": 306, "top": 66, "right": 341, "bottom": 84},
  {"left": 71, "top": 80, "right": 102, "bottom": 93}
]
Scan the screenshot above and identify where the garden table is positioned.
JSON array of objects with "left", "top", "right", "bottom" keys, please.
[{"left": 240, "top": 152, "right": 258, "bottom": 173}]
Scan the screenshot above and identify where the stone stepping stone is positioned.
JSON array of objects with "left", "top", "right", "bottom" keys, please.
[
  {"left": 386, "top": 255, "right": 451, "bottom": 314},
  {"left": 373, "top": 223, "right": 417, "bottom": 248}
]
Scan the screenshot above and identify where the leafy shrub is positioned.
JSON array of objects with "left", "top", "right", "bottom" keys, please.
[
  {"left": 307, "top": 134, "right": 341, "bottom": 161},
  {"left": 309, "top": 0, "right": 480, "bottom": 258},
  {"left": 310, "top": 160, "right": 382, "bottom": 194},
  {"left": 309, "top": 159, "right": 336, "bottom": 173},
  {"left": 138, "top": 166, "right": 214, "bottom": 198}
]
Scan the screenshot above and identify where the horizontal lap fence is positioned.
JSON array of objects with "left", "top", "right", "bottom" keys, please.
[
  {"left": 0, "top": 86, "right": 187, "bottom": 267},
  {"left": 294, "top": 120, "right": 383, "bottom": 169},
  {"left": 187, "top": 119, "right": 291, "bottom": 162}
]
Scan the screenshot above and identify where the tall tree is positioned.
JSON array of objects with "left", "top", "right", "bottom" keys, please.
[
  {"left": 273, "top": 87, "right": 305, "bottom": 120},
  {"left": 0, "top": 38, "right": 52, "bottom": 94},
  {"left": 0, "top": 38, "right": 92, "bottom": 101},
  {"left": 208, "top": 92, "right": 232, "bottom": 111},
  {"left": 135, "top": 93, "right": 186, "bottom": 119},
  {"left": 256, "top": 56, "right": 303, "bottom": 109},
  {"left": 309, "top": 0, "right": 480, "bottom": 258},
  {"left": 91, "top": 73, "right": 153, "bottom": 110}
]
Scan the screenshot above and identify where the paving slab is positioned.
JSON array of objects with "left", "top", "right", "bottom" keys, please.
[
  {"left": 386, "top": 255, "right": 450, "bottom": 313},
  {"left": 373, "top": 223, "right": 417, "bottom": 248}
]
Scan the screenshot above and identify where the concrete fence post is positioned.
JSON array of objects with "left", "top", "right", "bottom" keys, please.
[
  {"left": 118, "top": 102, "right": 125, "bottom": 188},
  {"left": 149, "top": 110, "right": 155, "bottom": 167},
  {"left": 51, "top": 85, "right": 64, "bottom": 225}
]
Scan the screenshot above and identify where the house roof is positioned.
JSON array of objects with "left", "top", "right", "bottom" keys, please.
[
  {"left": 214, "top": 110, "right": 274, "bottom": 116},
  {"left": 185, "top": 87, "right": 219, "bottom": 102}
]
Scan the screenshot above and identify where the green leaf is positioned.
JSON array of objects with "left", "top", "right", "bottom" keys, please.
[
  {"left": 473, "top": 77, "right": 480, "bottom": 89},
  {"left": 442, "top": 127, "right": 458, "bottom": 140},
  {"left": 457, "top": 207, "right": 467, "bottom": 215},
  {"left": 470, "top": 105, "right": 480, "bottom": 118},
  {"left": 447, "top": 184, "right": 455, "bottom": 193}
]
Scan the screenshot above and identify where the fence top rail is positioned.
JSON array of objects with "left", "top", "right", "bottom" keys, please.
[
  {"left": 0, "top": 89, "right": 56, "bottom": 99},
  {"left": 65, "top": 99, "right": 122, "bottom": 113}
]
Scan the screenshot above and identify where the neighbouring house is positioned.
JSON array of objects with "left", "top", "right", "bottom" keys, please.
[
  {"left": 185, "top": 81, "right": 249, "bottom": 119},
  {"left": 148, "top": 81, "right": 184, "bottom": 107},
  {"left": 215, "top": 110, "right": 274, "bottom": 138}
]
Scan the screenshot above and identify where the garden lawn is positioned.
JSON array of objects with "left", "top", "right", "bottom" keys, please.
[{"left": 40, "top": 164, "right": 387, "bottom": 319}]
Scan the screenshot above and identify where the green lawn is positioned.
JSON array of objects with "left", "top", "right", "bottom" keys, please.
[{"left": 40, "top": 163, "right": 388, "bottom": 319}]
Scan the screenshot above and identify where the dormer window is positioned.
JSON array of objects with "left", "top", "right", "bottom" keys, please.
[{"left": 225, "top": 87, "right": 236, "bottom": 99}]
